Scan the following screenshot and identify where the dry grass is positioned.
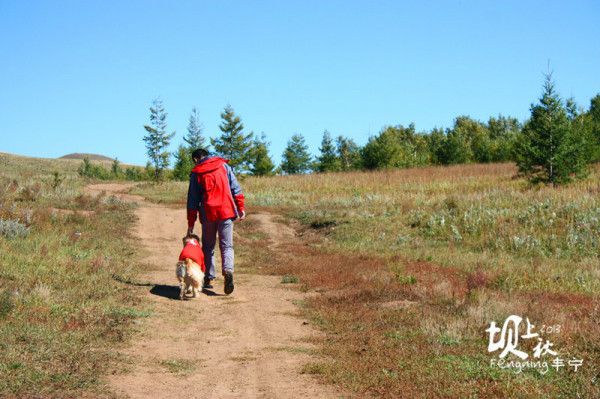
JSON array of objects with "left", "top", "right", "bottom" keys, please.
[{"left": 0, "top": 153, "right": 144, "bottom": 397}]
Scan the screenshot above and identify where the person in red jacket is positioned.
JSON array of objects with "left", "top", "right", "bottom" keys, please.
[{"left": 186, "top": 148, "right": 245, "bottom": 295}]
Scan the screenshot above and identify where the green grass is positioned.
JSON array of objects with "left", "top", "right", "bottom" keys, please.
[
  {"left": 300, "top": 362, "right": 328, "bottom": 375},
  {"left": 159, "top": 358, "right": 197, "bottom": 375},
  {"left": 0, "top": 153, "right": 144, "bottom": 397},
  {"left": 129, "top": 181, "right": 187, "bottom": 205},
  {"left": 281, "top": 274, "right": 299, "bottom": 284}
]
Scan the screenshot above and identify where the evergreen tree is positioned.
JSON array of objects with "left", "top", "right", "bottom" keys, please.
[
  {"left": 515, "top": 73, "right": 590, "bottom": 184},
  {"left": 281, "top": 134, "right": 312, "bottom": 174},
  {"left": 143, "top": 98, "right": 175, "bottom": 180},
  {"left": 184, "top": 108, "right": 206, "bottom": 150},
  {"left": 211, "top": 105, "right": 254, "bottom": 172},
  {"left": 336, "top": 135, "right": 361, "bottom": 171},
  {"left": 111, "top": 158, "right": 122, "bottom": 178},
  {"left": 124, "top": 166, "right": 144, "bottom": 181},
  {"left": 586, "top": 94, "right": 600, "bottom": 162},
  {"left": 172, "top": 145, "right": 194, "bottom": 181},
  {"left": 78, "top": 157, "right": 109, "bottom": 179},
  {"left": 144, "top": 161, "right": 156, "bottom": 180},
  {"left": 249, "top": 133, "right": 275, "bottom": 176},
  {"left": 316, "top": 130, "right": 340, "bottom": 172}
]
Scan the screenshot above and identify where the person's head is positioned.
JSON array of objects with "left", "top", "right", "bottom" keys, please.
[
  {"left": 183, "top": 234, "right": 201, "bottom": 246},
  {"left": 191, "top": 148, "right": 209, "bottom": 164}
]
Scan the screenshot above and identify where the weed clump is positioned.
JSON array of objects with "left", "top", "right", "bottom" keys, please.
[{"left": 0, "top": 218, "right": 29, "bottom": 238}]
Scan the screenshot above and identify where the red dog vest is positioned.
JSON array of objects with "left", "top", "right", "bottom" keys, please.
[{"left": 179, "top": 239, "right": 205, "bottom": 272}]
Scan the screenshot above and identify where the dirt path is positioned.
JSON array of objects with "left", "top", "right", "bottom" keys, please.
[{"left": 86, "top": 184, "right": 342, "bottom": 399}]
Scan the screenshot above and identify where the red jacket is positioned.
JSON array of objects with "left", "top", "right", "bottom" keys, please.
[
  {"left": 187, "top": 157, "right": 245, "bottom": 226},
  {"left": 179, "top": 239, "right": 205, "bottom": 272}
]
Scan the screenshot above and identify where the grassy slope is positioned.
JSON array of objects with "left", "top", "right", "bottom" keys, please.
[
  {"left": 0, "top": 153, "right": 145, "bottom": 397},
  {"left": 130, "top": 163, "right": 599, "bottom": 398}
]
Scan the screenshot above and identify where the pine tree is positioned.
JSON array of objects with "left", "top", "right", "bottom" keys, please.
[
  {"left": 281, "top": 134, "right": 312, "bottom": 174},
  {"left": 172, "top": 145, "right": 194, "bottom": 181},
  {"left": 184, "top": 108, "right": 206, "bottom": 150},
  {"left": 249, "top": 133, "right": 275, "bottom": 176},
  {"left": 586, "top": 94, "right": 600, "bottom": 162},
  {"left": 143, "top": 98, "right": 175, "bottom": 181},
  {"left": 144, "top": 161, "right": 155, "bottom": 180},
  {"left": 211, "top": 105, "right": 253, "bottom": 172},
  {"left": 111, "top": 158, "right": 122, "bottom": 178},
  {"left": 515, "top": 73, "right": 590, "bottom": 185},
  {"left": 316, "top": 130, "right": 340, "bottom": 172}
]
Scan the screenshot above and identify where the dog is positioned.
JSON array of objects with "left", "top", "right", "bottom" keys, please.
[
  {"left": 176, "top": 234, "right": 205, "bottom": 300},
  {"left": 176, "top": 258, "right": 204, "bottom": 300}
]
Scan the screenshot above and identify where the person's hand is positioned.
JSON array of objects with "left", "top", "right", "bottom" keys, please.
[
  {"left": 238, "top": 210, "right": 246, "bottom": 221},
  {"left": 187, "top": 227, "right": 194, "bottom": 236}
]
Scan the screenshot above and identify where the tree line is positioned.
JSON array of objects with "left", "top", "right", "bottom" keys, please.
[{"left": 82, "top": 73, "right": 599, "bottom": 185}]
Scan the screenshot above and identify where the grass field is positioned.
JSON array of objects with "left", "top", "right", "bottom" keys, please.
[
  {"left": 132, "top": 162, "right": 600, "bottom": 398},
  {"left": 0, "top": 153, "right": 144, "bottom": 397},
  {"left": 4, "top": 153, "right": 596, "bottom": 397}
]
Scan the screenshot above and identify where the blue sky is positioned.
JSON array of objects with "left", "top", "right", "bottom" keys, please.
[{"left": 1, "top": 0, "right": 599, "bottom": 165}]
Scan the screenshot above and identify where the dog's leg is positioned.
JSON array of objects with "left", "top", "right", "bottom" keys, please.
[
  {"left": 180, "top": 281, "right": 185, "bottom": 300},
  {"left": 192, "top": 286, "right": 197, "bottom": 298}
]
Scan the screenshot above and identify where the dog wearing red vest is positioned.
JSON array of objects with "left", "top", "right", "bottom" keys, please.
[{"left": 176, "top": 234, "right": 205, "bottom": 300}]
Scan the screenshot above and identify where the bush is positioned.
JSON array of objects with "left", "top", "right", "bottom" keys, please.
[
  {"left": 78, "top": 158, "right": 149, "bottom": 181},
  {"left": 0, "top": 218, "right": 29, "bottom": 238},
  {"left": 362, "top": 124, "right": 429, "bottom": 169},
  {"left": 78, "top": 158, "right": 111, "bottom": 180}
]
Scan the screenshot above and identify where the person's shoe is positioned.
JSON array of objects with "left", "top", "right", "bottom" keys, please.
[
  {"left": 224, "top": 271, "right": 234, "bottom": 295},
  {"left": 202, "top": 277, "right": 213, "bottom": 289}
]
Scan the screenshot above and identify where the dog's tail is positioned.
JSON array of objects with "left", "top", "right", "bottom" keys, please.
[{"left": 184, "top": 258, "right": 203, "bottom": 288}]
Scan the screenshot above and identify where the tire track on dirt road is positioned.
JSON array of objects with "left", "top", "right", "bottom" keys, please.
[{"left": 86, "top": 183, "right": 343, "bottom": 399}]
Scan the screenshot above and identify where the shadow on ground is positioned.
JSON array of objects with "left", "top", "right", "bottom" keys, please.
[
  {"left": 150, "top": 284, "right": 225, "bottom": 299},
  {"left": 150, "top": 284, "right": 180, "bottom": 300}
]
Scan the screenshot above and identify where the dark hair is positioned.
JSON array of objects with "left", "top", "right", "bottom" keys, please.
[
  {"left": 183, "top": 234, "right": 201, "bottom": 245},
  {"left": 191, "top": 148, "right": 209, "bottom": 160}
]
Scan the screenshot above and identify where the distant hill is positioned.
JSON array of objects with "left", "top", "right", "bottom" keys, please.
[{"left": 59, "top": 153, "right": 114, "bottom": 161}]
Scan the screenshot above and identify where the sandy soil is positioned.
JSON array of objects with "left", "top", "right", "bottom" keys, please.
[{"left": 86, "top": 183, "right": 342, "bottom": 399}]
